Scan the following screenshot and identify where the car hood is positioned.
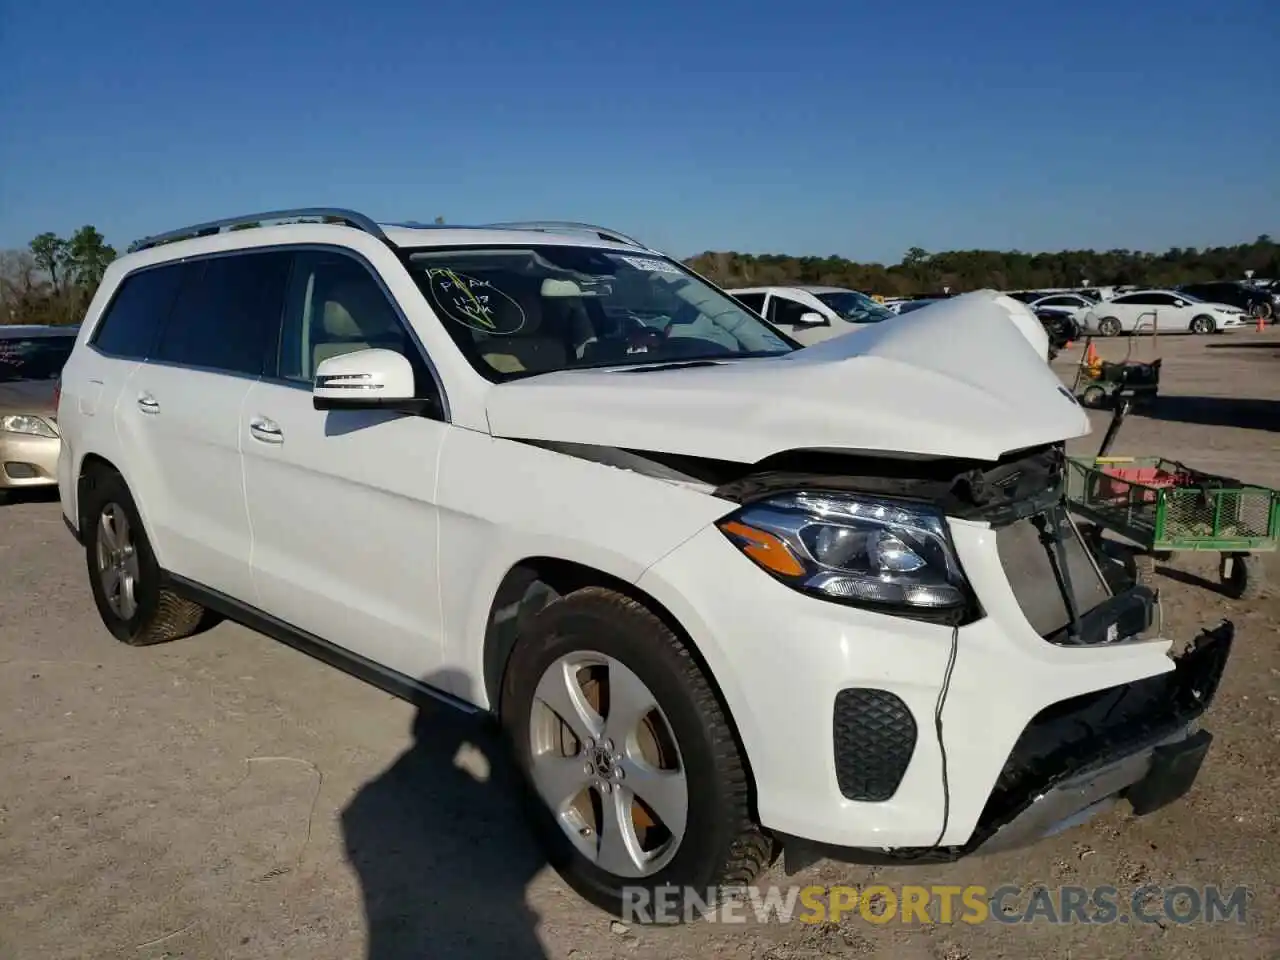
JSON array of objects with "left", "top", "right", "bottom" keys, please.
[
  {"left": 0, "top": 379, "right": 57, "bottom": 417},
  {"left": 484, "top": 292, "right": 1090, "bottom": 463}
]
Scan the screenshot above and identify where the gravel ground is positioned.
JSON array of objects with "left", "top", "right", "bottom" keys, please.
[{"left": 1, "top": 330, "right": 1277, "bottom": 959}]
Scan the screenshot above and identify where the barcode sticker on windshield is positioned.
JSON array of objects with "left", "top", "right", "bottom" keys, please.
[{"left": 620, "top": 256, "right": 683, "bottom": 275}]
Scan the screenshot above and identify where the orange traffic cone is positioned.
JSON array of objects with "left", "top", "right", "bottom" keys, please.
[
  {"left": 1085, "top": 341, "right": 1099, "bottom": 365},
  {"left": 1258, "top": 313, "right": 1266, "bottom": 333}
]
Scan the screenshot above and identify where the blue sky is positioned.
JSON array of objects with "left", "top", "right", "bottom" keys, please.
[{"left": 2, "top": 0, "right": 1277, "bottom": 262}]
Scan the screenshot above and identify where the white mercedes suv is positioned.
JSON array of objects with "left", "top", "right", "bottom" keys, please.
[{"left": 56, "top": 209, "right": 1233, "bottom": 920}]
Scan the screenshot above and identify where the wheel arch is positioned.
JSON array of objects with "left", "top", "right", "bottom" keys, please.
[
  {"left": 76, "top": 452, "right": 123, "bottom": 531},
  {"left": 75, "top": 453, "right": 165, "bottom": 567},
  {"left": 481, "top": 555, "right": 762, "bottom": 818}
]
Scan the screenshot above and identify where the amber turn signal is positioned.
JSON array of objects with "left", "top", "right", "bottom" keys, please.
[{"left": 718, "top": 520, "right": 806, "bottom": 577}]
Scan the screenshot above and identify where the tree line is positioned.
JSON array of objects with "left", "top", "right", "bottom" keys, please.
[
  {"left": 685, "top": 235, "right": 1279, "bottom": 297},
  {"left": 1, "top": 227, "right": 117, "bottom": 326},
  {"left": 2, "top": 225, "right": 1275, "bottom": 325}
]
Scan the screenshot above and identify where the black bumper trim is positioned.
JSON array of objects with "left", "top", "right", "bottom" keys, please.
[
  {"left": 832, "top": 688, "right": 917, "bottom": 802},
  {"left": 62, "top": 513, "right": 82, "bottom": 545}
]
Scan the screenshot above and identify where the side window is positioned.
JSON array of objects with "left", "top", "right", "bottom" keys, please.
[
  {"left": 733, "top": 292, "right": 766, "bottom": 313},
  {"left": 1042, "top": 296, "right": 1074, "bottom": 306},
  {"left": 154, "top": 252, "right": 292, "bottom": 376},
  {"left": 768, "top": 295, "right": 819, "bottom": 327},
  {"left": 90, "top": 264, "right": 188, "bottom": 359},
  {"left": 277, "top": 250, "right": 419, "bottom": 387},
  {"left": 1148, "top": 293, "right": 1180, "bottom": 306},
  {"left": 1113, "top": 293, "right": 1155, "bottom": 305}
]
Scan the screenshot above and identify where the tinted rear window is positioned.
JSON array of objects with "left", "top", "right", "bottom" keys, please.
[
  {"left": 0, "top": 335, "right": 76, "bottom": 382},
  {"left": 154, "top": 251, "right": 292, "bottom": 376},
  {"left": 91, "top": 264, "right": 188, "bottom": 359}
]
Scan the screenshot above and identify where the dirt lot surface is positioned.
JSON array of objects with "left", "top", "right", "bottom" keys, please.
[{"left": 2, "top": 330, "right": 1278, "bottom": 959}]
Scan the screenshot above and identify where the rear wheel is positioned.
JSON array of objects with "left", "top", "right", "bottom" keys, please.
[
  {"left": 82, "top": 468, "right": 206, "bottom": 646},
  {"left": 1220, "top": 553, "right": 1266, "bottom": 601},
  {"left": 500, "top": 587, "right": 772, "bottom": 921},
  {"left": 1190, "top": 315, "right": 1216, "bottom": 335},
  {"left": 1097, "top": 317, "right": 1122, "bottom": 337}
]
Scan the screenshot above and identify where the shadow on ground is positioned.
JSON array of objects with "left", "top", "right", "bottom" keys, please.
[
  {"left": 1155, "top": 564, "right": 1229, "bottom": 597},
  {"left": 1138, "top": 396, "right": 1280, "bottom": 432},
  {"left": 0, "top": 487, "right": 60, "bottom": 506},
  {"left": 341, "top": 675, "right": 549, "bottom": 960}
]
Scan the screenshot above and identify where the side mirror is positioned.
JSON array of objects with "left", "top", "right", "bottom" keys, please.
[
  {"left": 795, "top": 311, "right": 828, "bottom": 327},
  {"left": 313, "top": 348, "right": 430, "bottom": 414}
]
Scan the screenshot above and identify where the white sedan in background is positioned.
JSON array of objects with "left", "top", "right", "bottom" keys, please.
[
  {"left": 1028, "top": 292, "right": 1096, "bottom": 319},
  {"left": 1081, "top": 289, "right": 1249, "bottom": 336}
]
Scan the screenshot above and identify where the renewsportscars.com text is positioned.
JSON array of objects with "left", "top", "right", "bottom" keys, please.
[{"left": 622, "top": 883, "right": 1251, "bottom": 926}]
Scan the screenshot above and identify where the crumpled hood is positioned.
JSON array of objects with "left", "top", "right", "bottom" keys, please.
[
  {"left": 0, "top": 379, "right": 57, "bottom": 417},
  {"left": 484, "top": 291, "right": 1091, "bottom": 463}
]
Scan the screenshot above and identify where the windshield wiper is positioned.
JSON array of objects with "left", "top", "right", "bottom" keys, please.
[{"left": 616, "top": 360, "right": 729, "bottom": 372}]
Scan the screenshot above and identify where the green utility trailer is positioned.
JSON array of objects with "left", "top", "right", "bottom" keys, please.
[{"left": 1066, "top": 454, "right": 1280, "bottom": 599}]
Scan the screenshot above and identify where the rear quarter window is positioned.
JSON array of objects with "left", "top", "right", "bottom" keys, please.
[
  {"left": 153, "top": 251, "right": 293, "bottom": 376},
  {"left": 90, "top": 263, "right": 189, "bottom": 359}
]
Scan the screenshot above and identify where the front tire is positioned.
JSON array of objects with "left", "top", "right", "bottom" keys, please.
[
  {"left": 81, "top": 468, "right": 206, "bottom": 646},
  {"left": 1097, "top": 317, "right": 1122, "bottom": 337},
  {"left": 500, "top": 587, "right": 772, "bottom": 921},
  {"left": 1190, "top": 315, "right": 1216, "bottom": 335}
]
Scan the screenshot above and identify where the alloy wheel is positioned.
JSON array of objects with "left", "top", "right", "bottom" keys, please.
[
  {"left": 96, "top": 503, "right": 140, "bottom": 620},
  {"left": 529, "top": 652, "right": 687, "bottom": 878}
]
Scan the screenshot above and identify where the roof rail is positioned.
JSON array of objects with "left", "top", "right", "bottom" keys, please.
[
  {"left": 480, "top": 220, "right": 648, "bottom": 249},
  {"left": 127, "top": 207, "right": 388, "bottom": 253}
]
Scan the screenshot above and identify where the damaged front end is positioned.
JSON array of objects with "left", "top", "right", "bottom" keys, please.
[
  {"left": 710, "top": 440, "right": 1163, "bottom": 646},
  {"left": 699, "top": 441, "right": 1235, "bottom": 865}
]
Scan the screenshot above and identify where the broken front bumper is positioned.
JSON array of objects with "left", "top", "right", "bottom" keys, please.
[
  {"left": 782, "top": 618, "right": 1233, "bottom": 869},
  {"left": 968, "top": 618, "right": 1232, "bottom": 855}
]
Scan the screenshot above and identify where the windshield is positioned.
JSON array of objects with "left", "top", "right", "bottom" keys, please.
[
  {"left": 0, "top": 335, "right": 75, "bottom": 382},
  {"left": 813, "top": 291, "right": 893, "bottom": 323},
  {"left": 406, "top": 246, "right": 794, "bottom": 379}
]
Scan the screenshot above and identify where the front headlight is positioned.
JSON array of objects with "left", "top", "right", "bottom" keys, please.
[
  {"left": 717, "top": 492, "right": 972, "bottom": 621},
  {"left": 0, "top": 414, "right": 58, "bottom": 439}
]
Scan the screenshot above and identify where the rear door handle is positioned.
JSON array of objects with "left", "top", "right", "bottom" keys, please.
[
  {"left": 136, "top": 393, "right": 160, "bottom": 415},
  {"left": 249, "top": 416, "right": 284, "bottom": 444}
]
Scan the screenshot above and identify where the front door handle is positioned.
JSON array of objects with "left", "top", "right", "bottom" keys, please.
[
  {"left": 249, "top": 416, "right": 284, "bottom": 444},
  {"left": 136, "top": 393, "right": 160, "bottom": 415}
]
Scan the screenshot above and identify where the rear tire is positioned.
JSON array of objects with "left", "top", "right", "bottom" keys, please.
[
  {"left": 81, "top": 468, "right": 206, "bottom": 646},
  {"left": 1220, "top": 553, "right": 1266, "bottom": 601},
  {"left": 1190, "top": 315, "right": 1216, "bottom": 335},
  {"left": 1097, "top": 317, "right": 1122, "bottom": 337},
  {"left": 500, "top": 586, "right": 773, "bottom": 922}
]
